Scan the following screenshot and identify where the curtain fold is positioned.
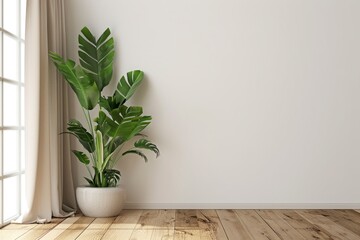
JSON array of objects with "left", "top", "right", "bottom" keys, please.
[{"left": 15, "top": 0, "right": 76, "bottom": 223}]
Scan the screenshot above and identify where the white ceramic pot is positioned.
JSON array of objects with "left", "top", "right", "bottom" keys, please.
[{"left": 76, "top": 186, "right": 125, "bottom": 217}]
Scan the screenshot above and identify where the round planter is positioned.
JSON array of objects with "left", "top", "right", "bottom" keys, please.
[{"left": 76, "top": 186, "right": 125, "bottom": 217}]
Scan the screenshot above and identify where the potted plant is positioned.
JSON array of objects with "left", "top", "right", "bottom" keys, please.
[{"left": 49, "top": 27, "right": 159, "bottom": 217}]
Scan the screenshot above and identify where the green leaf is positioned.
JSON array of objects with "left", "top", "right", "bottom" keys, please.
[
  {"left": 97, "top": 28, "right": 111, "bottom": 46},
  {"left": 107, "top": 115, "right": 152, "bottom": 140},
  {"left": 92, "top": 167, "right": 107, "bottom": 187},
  {"left": 97, "top": 104, "right": 151, "bottom": 141},
  {"left": 134, "top": 139, "right": 160, "bottom": 157},
  {"left": 94, "top": 110, "right": 111, "bottom": 143},
  {"left": 67, "top": 120, "right": 94, "bottom": 153},
  {"left": 109, "top": 109, "right": 124, "bottom": 123},
  {"left": 114, "top": 70, "right": 144, "bottom": 105},
  {"left": 49, "top": 52, "right": 99, "bottom": 110},
  {"left": 72, "top": 150, "right": 90, "bottom": 165},
  {"left": 105, "top": 105, "right": 150, "bottom": 140},
  {"left": 135, "top": 133, "right": 148, "bottom": 138},
  {"left": 110, "top": 105, "right": 143, "bottom": 123},
  {"left": 99, "top": 96, "right": 121, "bottom": 113},
  {"left": 104, "top": 169, "right": 121, "bottom": 187},
  {"left": 80, "top": 27, "right": 96, "bottom": 44},
  {"left": 84, "top": 177, "right": 95, "bottom": 186},
  {"left": 101, "top": 152, "right": 114, "bottom": 172},
  {"left": 106, "top": 136, "right": 124, "bottom": 156},
  {"left": 120, "top": 106, "right": 143, "bottom": 117},
  {"left": 94, "top": 110, "right": 107, "bottom": 129},
  {"left": 122, "top": 149, "right": 148, "bottom": 162},
  {"left": 78, "top": 27, "right": 115, "bottom": 91}
]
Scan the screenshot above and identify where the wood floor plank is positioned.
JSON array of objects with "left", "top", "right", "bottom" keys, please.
[
  {"left": 63, "top": 216, "right": 94, "bottom": 230},
  {"left": 275, "top": 210, "right": 332, "bottom": 240},
  {"left": 39, "top": 216, "right": 81, "bottom": 240},
  {"left": 129, "top": 229, "right": 154, "bottom": 240},
  {"left": 1, "top": 223, "right": 35, "bottom": 230},
  {"left": 200, "top": 229, "right": 218, "bottom": 240},
  {"left": 216, "top": 209, "right": 252, "bottom": 240},
  {"left": 297, "top": 210, "right": 360, "bottom": 240},
  {"left": 174, "top": 229, "right": 201, "bottom": 240},
  {"left": 174, "top": 210, "right": 201, "bottom": 240},
  {"left": 0, "top": 228, "right": 35, "bottom": 240},
  {"left": 101, "top": 229, "right": 134, "bottom": 240},
  {"left": 197, "top": 210, "right": 227, "bottom": 240},
  {"left": 151, "top": 209, "right": 175, "bottom": 240},
  {"left": 4, "top": 209, "right": 360, "bottom": 240},
  {"left": 344, "top": 210, "right": 360, "bottom": 224},
  {"left": 135, "top": 210, "right": 162, "bottom": 229},
  {"left": 86, "top": 217, "right": 116, "bottom": 230},
  {"left": 103, "top": 210, "right": 143, "bottom": 240},
  {"left": 52, "top": 229, "right": 83, "bottom": 239},
  {"left": 0, "top": 230, "right": 30, "bottom": 240},
  {"left": 16, "top": 217, "right": 64, "bottom": 240},
  {"left": 151, "top": 229, "right": 175, "bottom": 240},
  {"left": 130, "top": 210, "right": 167, "bottom": 240},
  {"left": 235, "top": 210, "right": 280, "bottom": 240},
  {"left": 322, "top": 210, "right": 360, "bottom": 236},
  {"left": 256, "top": 210, "right": 305, "bottom": 240},
  {"left": 174, "top": 210, "right": 227, "bottom": 240},
  {"left": 74, "top": 229, "right": 104, "bottom": 240},
  {"left": 109, "top": 210, "right": 143, "bottom": 229},
  {"left": 175, "top": 210, "right": 199, "bottom": 229},
  {"left": 154, "top": 209, "right": 176, "bottom": 229},
  {"left": 0, "top": 222, "right": 37, "bottom": 240},
  {"left": 52, "top": 216, "right": 94, "bottom": 240},
  {"left": 76, "top": 217, "right": 115, "bottom": 240}
]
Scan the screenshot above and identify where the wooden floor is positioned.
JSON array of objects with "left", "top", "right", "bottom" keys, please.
[{"left": 1, "top": 210, "right": 360, "bottom": 239}]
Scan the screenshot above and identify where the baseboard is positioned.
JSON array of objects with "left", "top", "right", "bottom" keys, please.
[{"left": 124, "top": 203, "right": 360, "bottom": 209}]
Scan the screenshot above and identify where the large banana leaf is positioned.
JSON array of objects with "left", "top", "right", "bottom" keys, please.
[
  {"left": 49, "top": 52, "right": 99, "bottom": 110},
  {"left": 114, "top": 70, "right": 144, "bottom": 105},
  {"left": 134, "top": 139, "right": 160, "bottom": 157},
  {"left": 67, "top": 120, "right": 94, "bottom": 153},
  {"left": 78, "top": 27, "right": 115, "bottom": 91},
  {"left": 105, "top": 105, "right": 151, "bottom": 140},
  {"left": 92, "top": 167, "right": 108, "bottom": 187},
  {"left": 107, "top": 116, "right": 151, "bottom": 141},
  {"left": 89, "top": 168, "right": 120, "bottom": 187},
  {"left": 72, "top": 150, "right": 90, "bottom": 165},
  {"left": 122, "top": 149, "right": 148, "bottom": 162},
  {"left": 94, "top": 110, "right": 111, "bottom": 144},
  {"left": 99, "top": 96, "right": 121, "bottom": 113},
  {"left": 104, "top": 169, "right": 121, "bottom": 187},
  {"left": 105, "top": 136, "right": 124, "bottom": 156},
  {"left": 110, "top": 105, "right": 143, "bottom": 123},
  {"left": 122, "top": 139, "right": 159, "bottom": 162}
]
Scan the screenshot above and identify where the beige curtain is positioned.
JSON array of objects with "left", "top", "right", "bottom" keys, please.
[{"left": 15, "top": 0, "right": 76, "bottom": 223}]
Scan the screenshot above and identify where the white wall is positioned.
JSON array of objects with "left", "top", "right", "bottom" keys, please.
[{"left": 65, "top": 0, "right": 360, "bottom": 208}]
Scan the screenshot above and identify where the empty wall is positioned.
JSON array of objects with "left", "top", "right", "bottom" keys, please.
[{"left": 65, "top": 0, "right": 360, "bottom": 208}]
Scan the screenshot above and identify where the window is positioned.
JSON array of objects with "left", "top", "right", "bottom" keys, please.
[{"left": 0, "top": 0, "right": 26, "bottom": 226}]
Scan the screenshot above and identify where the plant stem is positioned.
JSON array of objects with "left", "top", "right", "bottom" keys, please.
[
  {"left": 87, "top": 110, "right": 95, "bottom": 137},
  {"left": 81, "top": 107, "right": 92, "bottom": 134},
  {"left": 81, "top": 107, "right": 95, "bottom": 166},
  {"left": 89, "top": 153, "right": 95, "bottom": 166},
  {"left": 109, "top": 143, "right": 124, "bottom": 168},
  {"left": 86, "top": 165, "right": 93, "bottom": 179},
  {"left": 86, "top": 110, "right": 98, "bottom": 168}
]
